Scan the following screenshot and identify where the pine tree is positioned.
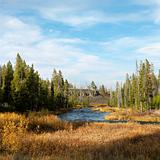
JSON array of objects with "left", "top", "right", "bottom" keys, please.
[
  {"left": 64, "top": 79, "right": 69, "bottom": 108},
  {"left": 135, "top": 61, "right": 140, "bottom": 110},
  {"left": 0, "top": 66, "right": 3, "bottom": 108},
  {"left": 116, "top": 82, "right": 122, "bottom": 108},
  {"left": 124, "top": 74, "right": 131, "bottom": 108},
  {"left": 109, "top": 60, "right": 159, "bottom": 111},
  {"left": 130, "top": 74, "right": 137, "bottom": 108},
  {"left": 38, "top": 79, "right": 50, "bottom": 109},
  {"left": 52, "top": 69, "right": 65, "bottom": 108},
  {"left": 90, "top": 81, "right": 97, "bottom": 96},
  {"left": 26, "top": 65, "right": 40, "bottom": 110},
  {"left": 38, "top": 79, "right": 49, "bottom": 110},
  {"left": 144, "top": 60, "right": 152, "bottom": 109},
  {"left": 99, "top": 85, "right": 106, "bottom": 96},
  {"left": 158, "top": 70, "right": 160, "bottom": 94},
  {"left": 49, "top": 79, "right": 55, "bottom": 110},
  {"left": 11, "top": 54, "right": 29, "bottom": 112},
  {"left": 139, "top": 62, "right": 145, "bottom": 112},
  {"left": 109, "top": 89, "right": 113, "bottom": 106},
  {"left": 1, "top": 61, "right": 14, "bottom": 106}
]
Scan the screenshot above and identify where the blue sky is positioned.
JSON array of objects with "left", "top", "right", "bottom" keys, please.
[{"left": 0, "top": 0, "right": 160, "bottom": 87}]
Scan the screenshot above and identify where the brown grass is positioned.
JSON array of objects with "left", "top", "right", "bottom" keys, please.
[
  {"left": 105, "top": 109, "right": 160, "bottom": 122},
  {"left": 92, "top": 105, "right": 121, "bottom": 112},
  {"left": 92, "top": 105, "right": 160, "bottom": 122},
  {"left": 0, "top": 112, "right": 160, "bottom": 160}
]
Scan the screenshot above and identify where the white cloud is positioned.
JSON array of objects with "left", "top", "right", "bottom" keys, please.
[
  {"left": 102, "top": 37, "right": 142, "bottom": 53},
  {"left": 102, "top": 36, "right": 160, "bottom": 55},
  {"left": 0, "top": 0, "right": 154, "bottom": 27},
  {"left": 1, "top": 1, "right": 160, "bottom": 87},
  {"left": 137, "top": 43, "right": 160, "bottom": 57},
  {"left": 0, "top": 14, "right": 123, "bottom": 87},
  {"left": 133, "top": 0, "right": 160, "bottom": 25},
  {"left": 101, "top": 35, "right": 160, "bottom": 77},
  {"left": 38, "top": 7, "right": 150, "bottom": 27},
  {"left": 133, "top": 0, "right": 160, "bottom": 5},
  {"left": 52, "top": 38, "right": 86, "bottom": 44}
]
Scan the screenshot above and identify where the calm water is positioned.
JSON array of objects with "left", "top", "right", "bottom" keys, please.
[
  {"left": 58, "top": 107, "right": 110, "bottom": 122},
  {"left": 58, "top": 107, "right": 160, "bottom": 124}
]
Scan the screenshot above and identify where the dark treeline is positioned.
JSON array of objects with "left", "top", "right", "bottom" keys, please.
[
  {"left": 1, "top": 55, "right": 159, "bottom": 113},
  {"left": 0, "top": 54, "right": 77, "bottom": 112},
  {"left": 109, "top": 60, "right": 160, "bottom": 111},
  {"left": 0, "top": 54, "right": 108, "bottom": 112}
]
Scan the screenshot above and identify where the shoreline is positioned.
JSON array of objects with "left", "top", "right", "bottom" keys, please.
[{"left": 91, "top": 105, "right": 160, "bottom": 123}]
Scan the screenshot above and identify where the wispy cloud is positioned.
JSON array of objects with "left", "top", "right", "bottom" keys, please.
[
  {"left": 137, "top": 43, "right": 160, "bottom": 57},
  {"left": 101, "top": 35, "right": 160, "bottom": 74},
  {"left": 0, "top": 14, "right": 123, "bottom": 87},
  {"left": 133, "top": 0, "right": 160, "bottom": 24},
  {"left": 39, "top": 7, "right": 147, "bottom": 27},
  {"left": 1, "top": 0, "right": 160, "bottom": 87},
  {"left": 0, "top": 0, "right": 154, "bottom": 27}
]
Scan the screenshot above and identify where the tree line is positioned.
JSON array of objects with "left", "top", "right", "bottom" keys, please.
[
  {"left": 109, "top": 60, "right": 160, "bottom": 111},
  {"left": 2, "top": 54, "right": 158, "bottom": 113},
  {"left": 0, "top": 54, "right": 75, "bottom": 112},
  {"left": 0, "top": 54, "right": 109, "bottom": 112}
]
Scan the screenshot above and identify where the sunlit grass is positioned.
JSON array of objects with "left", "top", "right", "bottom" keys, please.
[
  {"left": 105, "top": 109, "right": 160, "bottom": 122},
  {"left": 0, "top": 112, "right": 160, "bottom": 160},
  {"left": 92, "top": 105, "right": 160, "bottom": 122}
]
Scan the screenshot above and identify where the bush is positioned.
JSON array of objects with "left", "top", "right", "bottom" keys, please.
[{"left": 0, "top": 114, "right": 28, "bottom": 153}]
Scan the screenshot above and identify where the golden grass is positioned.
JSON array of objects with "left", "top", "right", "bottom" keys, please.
[
  {"left": 105, "top": 109, "right": 160, "bottom": 122},
  {"left": 92, "top": 105, "right": 160, "bottom": 122},
  {"left": 92, "top": 105, "right": 121, "bottom": 112},
  {"left": 0, "top": 112, "right": 160, "bottom": 160}
]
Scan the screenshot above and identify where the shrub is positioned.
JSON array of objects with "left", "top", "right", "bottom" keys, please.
[{"left": 1, "top": 114, "right": 28, "bottom": 153}]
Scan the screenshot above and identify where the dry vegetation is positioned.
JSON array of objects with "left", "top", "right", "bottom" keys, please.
[
  {"left": 105, "top": 110, "right": 160, "bottom": 122},
  {"left": 93, "top": 105, "right": 160, "bottom": 122},
  {"left": 0, "top": 112, "right": 160, "bottom": 160}
]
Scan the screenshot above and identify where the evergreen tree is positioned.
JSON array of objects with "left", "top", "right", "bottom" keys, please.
[
  {"left": 52, "top": 69, "right": 65, "bottom": 108},
  {"left": 1, "top": 61, "right": 14, "bottom": 105},
  {"left": 109, "top": 89, "right": 113, "bottom": 106},
  {"left": 49, "top": 79, "right": 55, "bottom": 110},
  {"left": 99, "top": 84, "right": 106, "bottom": 96},
  {"left": 138, "top": 62, "right": 145, "bottom": 111},
  {"left": 116, "top": 82, "right": 122, "bottom": 108},
  {"left": 109, "top": 60, "right": 159, "bottom": 111},
  {"left": 1, "top": 54, "right": 159, "bottom": 112},
  {"left": 90, "top": 81, "right": 97, "bottom": 95},
  {"left": 158, "top": 70, "right": 160, "bottom": 94},
  {"left": 0, "top": 66, "right": 2, "bottom": 108},
  {"left": 26, "top": 65, "right": 40, "bottom": 110},
  {"left": 124, "top": 74, "right": 131, "bottom": 108},
  {"left": 130, "top": 74, "right": 137, "bottom": 108},
  {"left": 0, "top": 54, "right": 73, "bottom": 112},
  {"left": 64, "top": 79, "right": 69, "bottom": 108},
  {"left": 38, "top": 79, "right": 50, "bottom": 109},
  {"left": 52, "top": 69, "right": 62, "bottom": 96},
  {"left": 11, "top": 54, "right": 29, "bottom": 112}
]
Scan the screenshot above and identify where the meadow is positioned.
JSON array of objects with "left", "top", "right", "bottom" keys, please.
[
  {"left": 93, "top": 105, "right": 160, "bottom": 123},
  {"left": 0, "top": 112, "right": 160, "bottom": 160}
]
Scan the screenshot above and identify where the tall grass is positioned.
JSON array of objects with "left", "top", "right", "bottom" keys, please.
[
  {"left": 0, "top": 112, "right": 160, "bottom": 160},
  {"left": 93, "top": 105, "right": 160, "bottom": 122}
]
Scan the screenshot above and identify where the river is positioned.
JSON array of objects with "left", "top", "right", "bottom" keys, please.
[
  {"left": 58, "top": 107, "right": 109, "bottom": 122},
  {"left": 58, "top": 107, "right": 160, "bottom": 124}
]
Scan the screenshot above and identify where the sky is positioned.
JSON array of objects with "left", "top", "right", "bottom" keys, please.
[{"left": 0, "top": 0, "right": 160, "bottom": 87}]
